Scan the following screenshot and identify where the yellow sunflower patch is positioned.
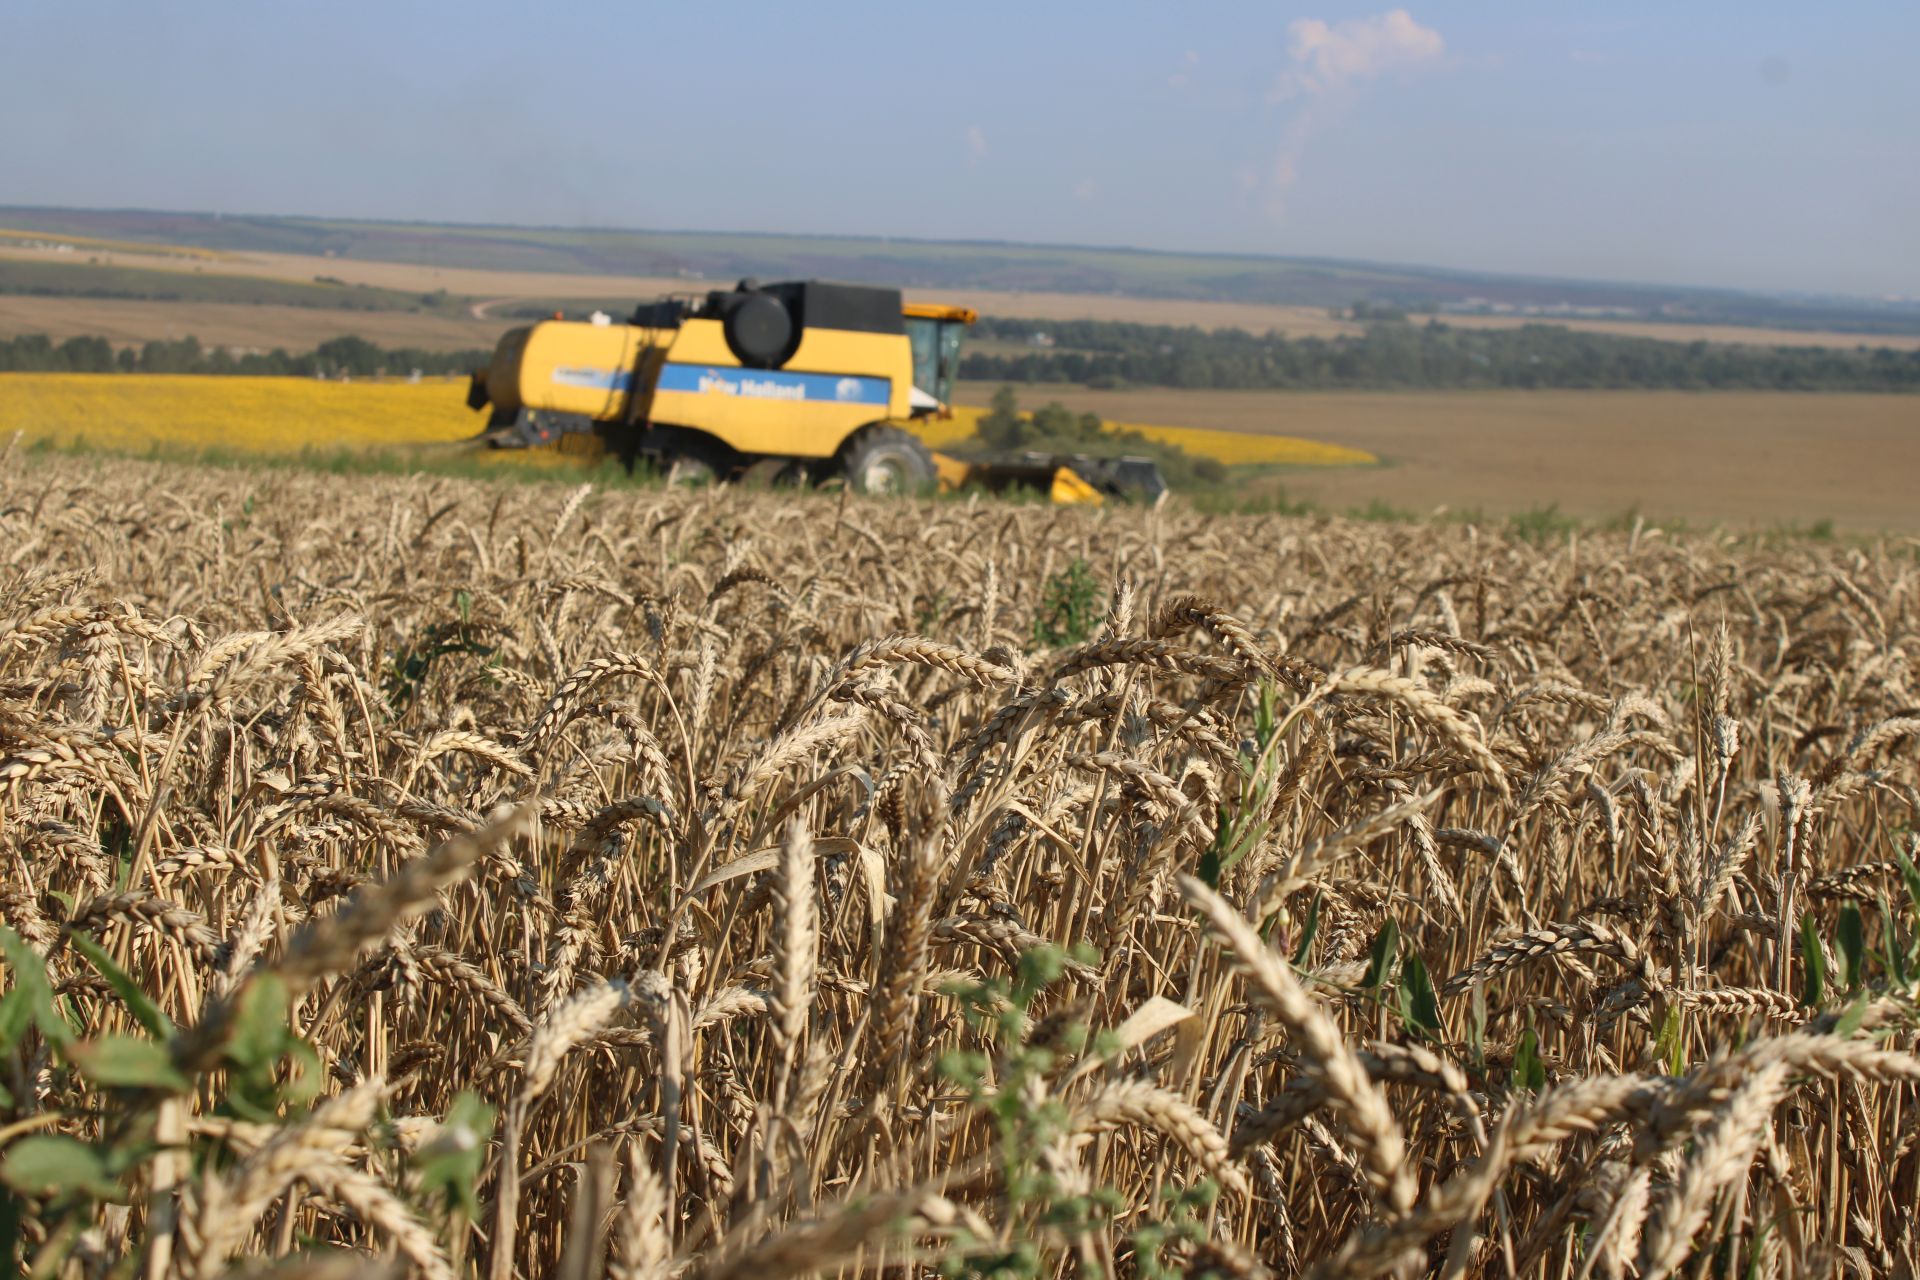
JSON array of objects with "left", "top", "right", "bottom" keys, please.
[
  {"left": 0, "top": 373, "right": 480, "bottom": 454},
  {"left": 0, "top": 374, "right": 1376, "bottom": 470}
]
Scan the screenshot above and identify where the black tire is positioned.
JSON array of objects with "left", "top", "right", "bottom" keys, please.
[{"left": 837, "top": 426, "right": 936, "bottom": 496}]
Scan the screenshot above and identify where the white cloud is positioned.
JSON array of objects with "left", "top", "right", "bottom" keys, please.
[
  {"left": 1272, "top": 9, "right": 1444, "bottom": 100},
  {"left": 1264, "top": 10, "right": 1444, "bottom": 218},
  {"left": 1168, "top": 49, "right": 1199, "bottom": 90},
  {"left": 964, "top": 125, "right": 988, "bottom": 165},
  {"left": 1073, "top": 178, "right": 1100, "bottom": 201}
]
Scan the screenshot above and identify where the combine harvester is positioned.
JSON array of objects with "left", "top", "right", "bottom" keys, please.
[{"left": 465, "top": 279, "right": 1165, "bottom": 503}]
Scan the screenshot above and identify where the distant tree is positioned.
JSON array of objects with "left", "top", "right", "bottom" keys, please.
[
  {"left": 137, "top": 336, "right": 202, "bottom": 373},
  {"left": 55, "top": 335, "right": 114, "bottom": 372},
  {"left": 314, "top": 335, "right": 383, "bottom": 377},
  {"left": 976, "top": 386, "right": 1024, "bottom": 450}
]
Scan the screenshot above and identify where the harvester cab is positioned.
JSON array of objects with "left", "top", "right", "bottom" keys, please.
[
  {"left": 902, "top": 302, "right": 972, "bottom": 414},
  {"left": 465, "top": 279, "right": 1165, "bottom": 503}
]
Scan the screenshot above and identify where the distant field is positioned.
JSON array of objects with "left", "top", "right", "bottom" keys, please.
[
  {"left": 0, "top": 296, "right": 502, "bottom": 351},
  {"left": 0, "top": 242, "right": 683, "bottom": 308},
  {"left": 0, "top": 226, "right": 228, "bottom": 260},
  {"left": 957, "top": 381, "right": 1920, "bottom": 531},
  {"left": 12, "top": 206, "right": 1920, "bottom": 341},
  {"left": 1442, "top": 313, "right": 1920, "bottom": 351},
  {"left": 0, "top": 208, "right": 1576, "bottom": 307},
  {"left": 0, "top": 239, "right": 1372, "bottom": 339},
  {"left": 0, "top": 253, "right": 461, "bottom": 313},
  {"left": 5, "top": 235, "right": 1920, "bottom": 353}
]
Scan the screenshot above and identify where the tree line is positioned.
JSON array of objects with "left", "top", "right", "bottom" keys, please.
[
  {"left": 0, "top": 333, "right": 491, "bottom": 378},
  {"left": 962, "top": 317, "right": 1920, "bottom": 392},
  {"left": 9, "top": 318, "right": 1917, "bottom": 394}
]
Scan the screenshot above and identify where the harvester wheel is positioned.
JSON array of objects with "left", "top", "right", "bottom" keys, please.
[
  {"left": 838, "top": 426, "right": 935, "bottom": 496},
  {"left": 648, "top": 428, "right": 735, "bottom": 487},
  {"left": 665, "top": 454, "right": 721, "bottom": 487},
  {"left": 742, "top": 457, "right": 811, "bottom": 489}
]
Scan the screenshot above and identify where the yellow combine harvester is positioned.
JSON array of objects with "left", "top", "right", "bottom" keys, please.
[{"left": 465, "top": 279, "right": 1165, "bottom": 503}]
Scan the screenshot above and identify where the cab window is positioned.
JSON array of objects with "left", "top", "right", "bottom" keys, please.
[{"left": 906, "top": 316, "right": 964, "bottom": 404}]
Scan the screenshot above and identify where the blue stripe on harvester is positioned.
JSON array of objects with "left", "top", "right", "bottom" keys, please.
[
  {"left": 657, "top": 364, "right": 891, "bottom": 406},
  {"left": 550, "top": 366, "right": 634, "bottom": 392}
]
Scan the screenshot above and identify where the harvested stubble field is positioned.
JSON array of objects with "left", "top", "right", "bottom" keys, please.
[
  {"left": 2, "top": 445, "right": 1920, "bottom": 1279},
  {"left": 952, "top": 383, "right": 1920, "bottom": 532}
]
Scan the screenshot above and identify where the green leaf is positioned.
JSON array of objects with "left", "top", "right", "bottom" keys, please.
[
  {"left": 0, "top": 990, "right": 32, "bottom": 1052},
  {"left": 0, "top": 1136, "right": 117, "bottom": 1199},
  {"left": 1837, "top": 903, "right": 1866, "bottom": 993},
  {"left": 67, "top": 931, "right": 173, "bottom": 1039},
  {"left": 1466, "top": 983, "right": 1488, "bottom": 1068},
  {"left": 1397, "top": 951, "right": 1441, "bottom": 1036},
  {"left": 226, "top": 974, "right": 292, "bottom": 1071},
  {"left": 414, "top": 1091, "right": 495, "bottom": 1218},
  {"left": 1512, "top": 1026, "right": 1546, "bottom": 1092},
  {"left": 281, "top": 1038, "right": 324, "bottom": 1108},
  {"left": 1014, "top": 946, "right": 1067, "bottom": 1007},
  {"left": 1834, "top": 992, "right": 1873, "bottom": 1038},
  {"left": 0, "top": 928, "right": 70, "bottom": 1049},
  {"left": 1896, "top": 850, "right": 1920, "bottom": 978},
  {"left": 1897, "top": 845, "right": 1920, "bottom": 922},
  {"left": 1253, "top": 680, "right": 1279, "bottom": 751},
  {"left": 1362, "top": 920, "right": 1400, "bottom": 991},
  {"left": 221, "top": 973, "right": 327, "bottom": 1117},
  {"left": 1799, "top": 913, "right": 1826, "bottom": 1009},
  {"left": 1881, "top": 893, "right": 1909, "bottom": 988},
  {"left": 1744, "top": 1217, "right": 1774, "bottom": 1280},
  {"left": 66, "top": 1035, "right": 189, "bottom": 1092},
  {"left": 1288, "top": 892, "right": 1323, "bottom": 967},
  {"left": 1655, "top": 1003, "right": 1686, "bottom": 1075}
]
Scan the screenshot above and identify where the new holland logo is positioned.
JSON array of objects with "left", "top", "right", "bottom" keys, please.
[
  {"left": 698, "top": 370, "right": 806, "bottom": 401},
  {"left": 657, "top": 364, "right": 888, "bottom": 404}
]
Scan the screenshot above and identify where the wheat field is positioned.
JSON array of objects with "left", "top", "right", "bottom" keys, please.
[{"left": 1, "top": 442, "right": 1917, "bottom": 1279}]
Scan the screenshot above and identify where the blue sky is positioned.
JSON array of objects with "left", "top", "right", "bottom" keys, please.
[{"left": 3, "top": 1, "right": 1916, "bottom": 296}]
